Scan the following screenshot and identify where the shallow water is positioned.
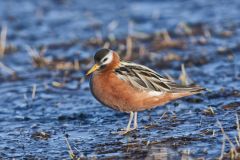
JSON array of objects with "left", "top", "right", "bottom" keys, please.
[{"left": 0, "top": 0, "right": 240, "bottom": 159}]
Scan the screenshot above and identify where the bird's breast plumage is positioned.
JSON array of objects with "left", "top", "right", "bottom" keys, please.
[{"left": 89, "top": 71, "right": 176, "bottom": 112}]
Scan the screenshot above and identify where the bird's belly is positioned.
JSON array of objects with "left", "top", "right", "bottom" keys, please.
[
  {"left": 90, "top": 73, "right": 169, "bottom": 112},
  {"left": 91, "top": 77, "right": 137, "bottom": 111}
]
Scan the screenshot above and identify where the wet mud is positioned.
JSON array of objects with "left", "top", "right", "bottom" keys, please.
[{"left": 0, "top": 0, "right": 240, "bottom": 159}]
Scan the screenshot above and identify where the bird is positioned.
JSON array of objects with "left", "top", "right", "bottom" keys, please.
[{"left": 86, "top": 48, "right": 205, "bottom": 134}]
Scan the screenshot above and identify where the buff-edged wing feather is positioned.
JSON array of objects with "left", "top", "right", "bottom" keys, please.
[{"left": 115, "top": 61, "right": 205, "bottom": 94}]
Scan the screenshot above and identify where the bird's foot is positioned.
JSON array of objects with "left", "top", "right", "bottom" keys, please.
[
  {"left": 133, "top": 125, "right": 138, "bottom": 130},
  {"left": 118, "top": 127, "right": 137, "bottom": 135}
]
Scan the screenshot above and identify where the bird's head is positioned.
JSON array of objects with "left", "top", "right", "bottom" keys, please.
[{"left": 86, "top": 48, "right": 120, "bottom": 75}]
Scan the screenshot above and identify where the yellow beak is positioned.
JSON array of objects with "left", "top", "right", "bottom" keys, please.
[{"left": 86, "top": 64, "right": 100, "bottom": 75}]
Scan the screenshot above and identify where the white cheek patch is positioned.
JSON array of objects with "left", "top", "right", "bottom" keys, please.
[{"left": 101, "top": 52, "right": 113, "bottom": 65}]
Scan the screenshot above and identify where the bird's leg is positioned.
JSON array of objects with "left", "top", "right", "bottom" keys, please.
[
  {"left": 118, "top": 112, "right": 134, "bottom": 135},
  {"left": 133, "top": 112, "right": 138, "bottom": 129},
  {"left": 126, "top": 111, "right": 134, "bottom": 130}
]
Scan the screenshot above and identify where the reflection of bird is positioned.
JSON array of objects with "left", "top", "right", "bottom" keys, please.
[{"left": 87, "top": 48, "right": 205, "bottom": 134}]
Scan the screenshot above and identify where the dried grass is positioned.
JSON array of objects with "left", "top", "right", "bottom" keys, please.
[
  {"left": 0, "top": 62, "right": 16, "bottom": 75},
  {"left": 64, "top": 135, "right": 81, "bottom": 160},
  {"left": 26, "top": 46, "right": 83, "bottom": 71},
  {"left": 0, "top": 25, "right": 7, "bottom": 57},
  {"left": 217, "top": 115, "right": 240, "bottom": 159},
  {"left": 179, "top": 64, "right": 192, "bottom": 85}
]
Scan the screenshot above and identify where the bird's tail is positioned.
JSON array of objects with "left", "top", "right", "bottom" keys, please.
[
  {"left": 169, "top": 84, "right": 206, "bottom": 93},
  {"left": 167, "top": 84, "right": 206, "bottom": 100}
]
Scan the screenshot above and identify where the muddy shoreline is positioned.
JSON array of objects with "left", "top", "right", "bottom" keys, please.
[{"left": 0, "top": 0, "right": 240, "bottom": 159}]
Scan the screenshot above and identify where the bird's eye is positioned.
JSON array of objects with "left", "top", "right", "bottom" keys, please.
[{"left": 102, "top": 58, "right": 107, "bottom": 62}]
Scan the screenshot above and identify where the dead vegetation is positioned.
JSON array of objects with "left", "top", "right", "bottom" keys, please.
[
  {"left": 0, "top": 25, "right": 17, "bottom": 58},
  {"left": 83, "top": 22, "right": 212, "bottom": 60},
  {"left": 0, "top": 61, "right": 18, "bottom": 80},
  {"left": 0, "top": 62, "right": 16, "bottom": 75},
  {"left": 64, "top": 134, "right": 82, "bottom": 160},
  {"left": 151, "top": 31, "right": 186, "bottom": 51},
  {"left": 26, "top": 46, "right": 90, "bottom": 71},
  {"left": 203, "top": 106, "right": 215, "bottom": 116},
  {"left": 222, "top": 102, "right": 240, "bottom": 110},
  {"left": 0, "top": 25, "right": 7, "bottom": 57},
  {"left": 83, "top": 30, "right": 187, "bottom": 60},
  {"left": 31, "top": 131, "right": 51, "bottom": 140},
  {"left": 14, "top": 21, "right": 220, "bottom": 75},
  {"left": 179, "top": 64, "right": 192, "bottom": 85},
  {"left": 217, "top": 115, "right": 240, "bottom": 160}
]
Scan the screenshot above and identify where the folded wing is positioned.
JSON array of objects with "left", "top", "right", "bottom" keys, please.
[{"left": 115, "top": 61, "right": 204, "bottom": 94}]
